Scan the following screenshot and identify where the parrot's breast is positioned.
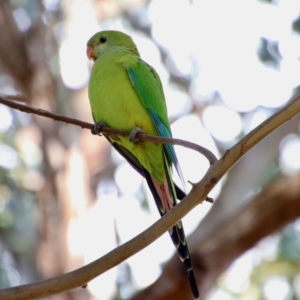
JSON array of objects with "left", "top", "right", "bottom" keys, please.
[{"left": 88, "top": 54, "right": 165, "bottom": 183}]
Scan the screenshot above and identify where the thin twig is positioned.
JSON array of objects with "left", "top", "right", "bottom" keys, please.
[
  {"left": 0, "top": 95, "right": 217, "bottom": 164},
  {"left": 3, "top": 94, "right": 26, "bottom": 102}
]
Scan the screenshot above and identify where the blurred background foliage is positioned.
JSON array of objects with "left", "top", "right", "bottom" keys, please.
[{"left": 0, "top": 0, "right": 300, "bottom": 299}]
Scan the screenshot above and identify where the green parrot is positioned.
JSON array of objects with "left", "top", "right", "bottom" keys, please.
[{"left": 86, "top": 30, "right": 199, "bottom": 299}]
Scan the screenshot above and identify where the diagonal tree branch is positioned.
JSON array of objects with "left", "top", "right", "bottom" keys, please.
[{"left": 0, "top": 91, "right": 299, "bottom": 299}]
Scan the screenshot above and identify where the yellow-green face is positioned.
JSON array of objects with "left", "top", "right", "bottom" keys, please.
[{"left": 86, "top": 30, "right": 138, "bottom": 61}]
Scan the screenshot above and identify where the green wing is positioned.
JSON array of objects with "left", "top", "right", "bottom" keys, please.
[
  {"left": 127, "top": 60, "right": 169, "bottom": 128},
  {"left": 125, "top": 58, "right": 198, "bottom": 298},
  {"left": 126, "top": 58, "right": 184, "bottom": 183}
]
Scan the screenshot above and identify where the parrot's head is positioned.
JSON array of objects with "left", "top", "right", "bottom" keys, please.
[{"left": 86, "top": 30, "right": 140, "bottom": 61}]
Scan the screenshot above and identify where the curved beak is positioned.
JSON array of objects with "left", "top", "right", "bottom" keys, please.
[{"left": 86, "top": 45, "right": 95, "bottom": 61}]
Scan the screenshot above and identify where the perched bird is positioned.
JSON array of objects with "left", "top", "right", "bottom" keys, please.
[{"left": 86, "top": 30, "right": 199, "bottom": 299}]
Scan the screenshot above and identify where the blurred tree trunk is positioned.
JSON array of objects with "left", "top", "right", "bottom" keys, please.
[{"left": 0, "top": 2, "right": 89, "bottom": 299}]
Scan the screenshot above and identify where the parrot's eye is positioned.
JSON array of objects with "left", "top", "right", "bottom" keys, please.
[{"left": 99, "top": 37, "right": 107, "bottom": 43}]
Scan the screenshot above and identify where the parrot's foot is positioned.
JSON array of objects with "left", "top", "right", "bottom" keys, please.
[
  {"left": 92, "top": 122, "right": 108, "bottom": 136},
  {"left": 129, "top": 127, "right": 144, "bottom": 144}
]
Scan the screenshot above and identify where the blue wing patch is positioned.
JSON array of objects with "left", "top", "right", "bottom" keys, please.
[
  {"left": 147, "top": 108, "right": 186, "bottom": 186},
  {"left": 128, "top": 68, "right": 137, "bottom": 86}
]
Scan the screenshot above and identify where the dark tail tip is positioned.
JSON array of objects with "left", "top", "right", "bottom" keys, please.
[{"left": 188, "top": 269, "right": 199, "bottom": 300}]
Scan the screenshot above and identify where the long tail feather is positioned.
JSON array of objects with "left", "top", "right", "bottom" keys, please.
[{"left": 143, "top": 167, "right": 199, "bottom": 300}]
